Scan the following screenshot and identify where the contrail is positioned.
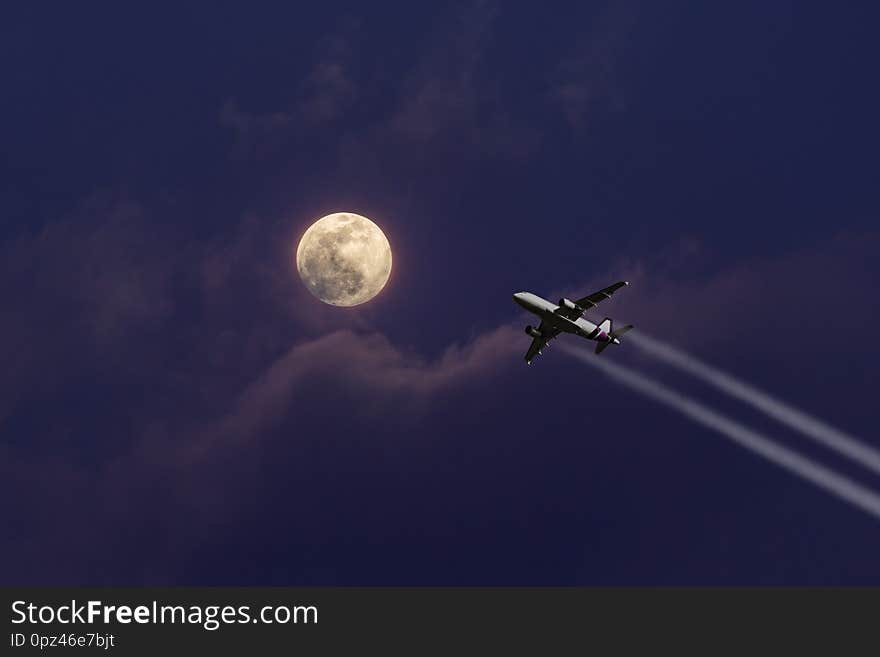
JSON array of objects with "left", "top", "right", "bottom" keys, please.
[
  {"left": 558, "top": 342, "right": 880, "bottom": 522},
  {"left": 626, "top": 332, "right": 880, "bottom": 478}
]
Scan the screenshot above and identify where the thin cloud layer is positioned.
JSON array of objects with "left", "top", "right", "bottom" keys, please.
[
  {"left": 2, "top": 200, "right": 877, "bottom": 584},
  {"left": 551, "top": 1, "right": 637, "bottom": 133},
  {"left": 219, "top": 19, "right": 360, "bottom": 158}
]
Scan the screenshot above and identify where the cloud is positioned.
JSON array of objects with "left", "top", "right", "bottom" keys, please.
[
  {"left": 219, "top": 100, "right": 294, "bottom": 157},
  {"left": 550, "top": 1, "right": 638, "bottom": 133},
  {"left": 2, "top": 185, "right": 875, "bottom": 584},
  {"left": 219, "top": 20, "right": 359, "bottom": 159},
  {"left": 0, "top": 319, "right": 521, "bottom": 584},
  {"left": 0, "top": 194, "right": 177, "bottom": 425},
  {"left": 221, "top": 2, "right": 542, "bottom": 170},
  {"left": 0, "top": 195, "right": 521, "bottom": 582},
  {"left": 384, "top": 1, "right": 498, "bottom": 142},
  {"left": 559, "top": 231, "right": 880, "bottom": 354},
  {"left": 360, "top": 0, "right": 540, "bottom": 163},
  {"left": 1, "top": 195, "right": 174, "bottom": 340},
  {"left": 209, "top": 325, "right": 520, "bottom": 447},
  {"left": 298, "top": 25, "right": 358, "bottom": 124}
]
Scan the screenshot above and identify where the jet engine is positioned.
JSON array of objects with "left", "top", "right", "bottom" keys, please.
[
  {"left": 558, "top": 298, "right": 583, "bottom": 312},
  {"left": 525, "top": 325, "right": 542, "bottom": 338}
]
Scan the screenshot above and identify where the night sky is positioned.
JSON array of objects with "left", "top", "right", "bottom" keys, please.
[{"left": 3, "top": 2, "right": 879, "bottom": 585}]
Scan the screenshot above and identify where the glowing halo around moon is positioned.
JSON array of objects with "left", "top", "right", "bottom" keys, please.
[{"left": 295, "top": 212, "right": 393, "bottom": 307}]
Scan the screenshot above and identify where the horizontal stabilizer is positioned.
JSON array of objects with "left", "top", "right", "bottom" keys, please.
[{"left": 596, "top": 323, "right": 634, "bottom": 354}]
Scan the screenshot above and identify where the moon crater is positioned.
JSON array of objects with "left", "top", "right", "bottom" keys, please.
[{"left": 296, "top": 212, "right": 392, "bottom": 306}]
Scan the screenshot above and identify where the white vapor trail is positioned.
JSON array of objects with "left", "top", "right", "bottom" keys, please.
[
  {"left": 625, "top": 332, "right": 880, "bottom": 477},
  {"left": 557, "top": 342, "right": 880, "bottom": 522}
]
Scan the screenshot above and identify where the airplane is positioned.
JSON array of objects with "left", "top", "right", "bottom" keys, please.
[{"left": 513, "top": 281, "right": 634, "bottom": 364}]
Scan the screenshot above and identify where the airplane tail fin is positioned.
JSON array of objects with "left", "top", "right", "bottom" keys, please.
[{"left": 597, "top": 317, "right": 612, "bottom": 333}]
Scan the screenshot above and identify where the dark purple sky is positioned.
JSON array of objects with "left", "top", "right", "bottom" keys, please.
[{"left": 2, "top": 1, "right": 879, "bottom": 584}]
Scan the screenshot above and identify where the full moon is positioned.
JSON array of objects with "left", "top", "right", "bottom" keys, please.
[{"left": 296, "top": 212, "right": 393, "bottom": 306}]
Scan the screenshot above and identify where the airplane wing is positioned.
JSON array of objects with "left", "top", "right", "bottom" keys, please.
[
  {"left": 556, "top": 281, "right": 629, "bottom": 320},
  {"left": 524, "top": 321, "right": 561, "bottom": 364}
]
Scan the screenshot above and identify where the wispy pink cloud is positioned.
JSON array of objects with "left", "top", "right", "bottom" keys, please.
[
  {"left": 219, "top": 19, "right": 360, "bottom": 158},
  {"left": 3, "top": 184, "right": 876, "bottom": 585},
  {"left": 550, "top": 1, "right": 637, "bottom": 133},
  {"left": 561, "top": 231, "right": 880, "bottom": 355}
]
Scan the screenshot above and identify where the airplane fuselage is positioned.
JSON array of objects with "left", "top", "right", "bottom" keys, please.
[{"left": 513, "top": 292, "right": 618, "bottom": 344}]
